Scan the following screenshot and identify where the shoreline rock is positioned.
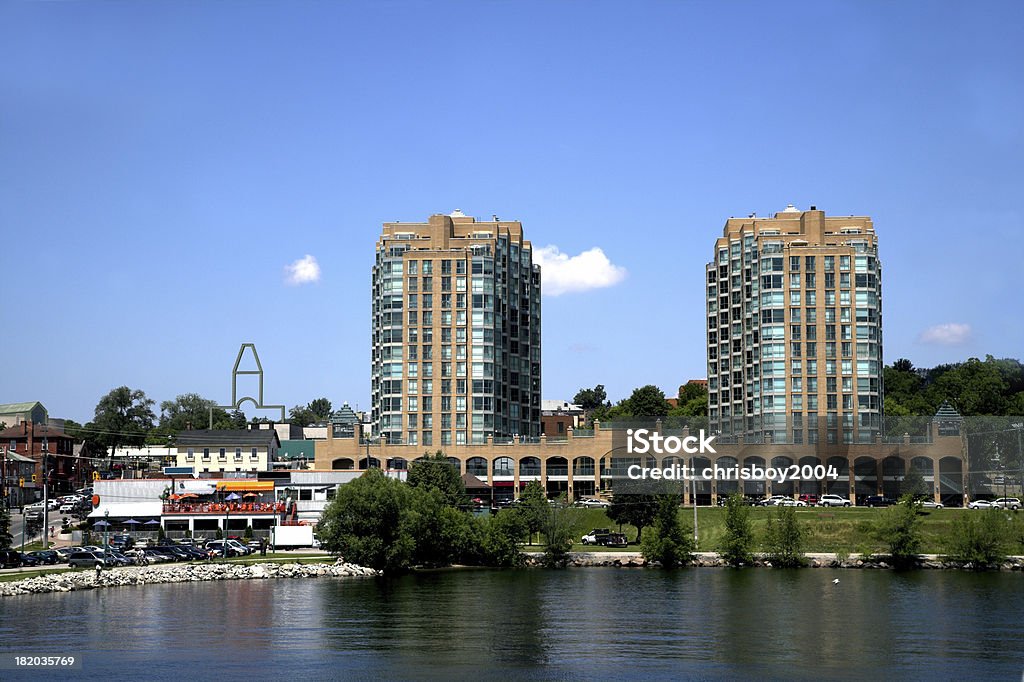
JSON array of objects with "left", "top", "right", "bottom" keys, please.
[
  {"left": 0, "top": 562, "right": 379, "bottom": 597},
  {"left": 522, "top": 552, "right": 1024, "bottom": 571}
]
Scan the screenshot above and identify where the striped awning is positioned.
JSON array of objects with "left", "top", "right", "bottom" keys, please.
[{"left": 215, "top": 480, "right": 274, "bottom": 492}]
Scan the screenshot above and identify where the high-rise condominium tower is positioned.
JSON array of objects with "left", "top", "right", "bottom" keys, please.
[
  {"left": 371, "top": 211, "right": 541, "bottom": 447},
  {"left": 706, "top": 205, "right": 883, "bottom": 445}
]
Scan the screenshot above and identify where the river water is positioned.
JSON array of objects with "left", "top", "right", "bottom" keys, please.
[{"left": 1, "top": 568, "right": 1022, "bottom": 680}]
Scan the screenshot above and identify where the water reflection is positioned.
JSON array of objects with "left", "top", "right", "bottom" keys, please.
[{"left": 1, "top": 569, "right": 1022, "bottom": 680}]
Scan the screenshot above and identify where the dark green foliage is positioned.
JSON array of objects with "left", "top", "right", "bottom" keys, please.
[
  {"left": 317, "top": 468, "right": 416, "bottom": 572},
  {"left": 607, "top": 493, "right": 660, "bottom": 542},
  {"left": 407, "top": 451, "right": 466, "bottom": 508},
  {"left": 641, "top": 496, "right": 694, "bottom": 568},
  {"left": 901, "top": 469, "right": 930, "bottom": 499},
  {"left": 307, "top": 398, "right": 333, "bottom": 421},
  {"left": 948, "top": 510, "right": 1011, "bottom": 567},
  {"left": 573, "top": 385, "right": 607, "bottom": 411},
  {"left": 884, "top": 355, "right": 1024, "bottom": 417},
  {"left": 154, "top": 393, "right": 245, "bottom": 438},
  {"left": 764, "top": 506, "right": 805, "bottom": 567},
  {"left": 83, "top": 386, "right": 156, "bottom": 453},
  {"left": 518, "top": 481, "right": 549, "bottom": 545},
  {"left": 318, "top": 468, "right": 526, "bottom": 573},
  {"left": 541, "top": 505, "right": 583, "bottom": 568},
  {"left": 624, "top": 385, "right": 670, "bottom": 418},
  {"left": 874, "top": 495, "right": 923, "bottom": 568},
  {"left": 720, "top": 493, "right": 754, "bottom": 566}
]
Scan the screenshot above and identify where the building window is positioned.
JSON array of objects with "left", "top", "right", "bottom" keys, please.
[
  {"left": 218, "top": 448, "right": 226, "bottom": 461},
  {"left": 251, "top": 448, "right": 258, "bottom": 460},
  {"left": 203, "top": 448, "right": 210, "bottom": 461},
  {"left": 186, "top": 448, "right": 195, "bottom": 461}
]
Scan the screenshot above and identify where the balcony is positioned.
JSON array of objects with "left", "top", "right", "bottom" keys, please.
[{"left": 162, "top": 502, "right": 284, "bottom": 515}]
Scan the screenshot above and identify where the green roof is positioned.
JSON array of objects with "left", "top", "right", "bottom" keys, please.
[{"left": 0, "top": 402, "right": 45, "bottom": 414}]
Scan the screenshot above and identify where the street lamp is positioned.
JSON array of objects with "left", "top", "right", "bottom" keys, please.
[{"left": 104, "top": 509, "right": 110, "bottom": 553}]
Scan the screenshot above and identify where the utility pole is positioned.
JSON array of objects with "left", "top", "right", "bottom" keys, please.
[{"left": 42, "top": 451, "right": 49, "bottom": 550}]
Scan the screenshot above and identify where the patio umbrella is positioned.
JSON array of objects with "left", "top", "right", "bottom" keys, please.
[
  {"left": 179, "top": 493, "right": 199, "bottom": 499},
  {"left": 225, "top": 493, "right": 241, "bottom": 501},
  {"left": 144, "top": 519, "right": 160, "bottom": 526},
  {"left": 123, "top": 519, "right": 142, "bottom": 525},
  {"left": 242, "top": 493, "right": 259, "bottom": 498},
  {"left": 93, "top": 520, "right": 110, "bottom": 527},
  {"left": 168, "top": 494, "right": 181, "bottom": 500}
]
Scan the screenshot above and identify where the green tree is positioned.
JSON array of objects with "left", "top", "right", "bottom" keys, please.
[
  {"left": 308, "top": 398, "right": 333, "bottom": 421},
  {"left": 624, "top": 385, "right": 670, "bottom": 417},
  {"left": 720, "top": 492, "right": 754, "bottom": 566},
  {"left": 407, "top": 489, "right": 472, "bottom": 568},
  {"left": 764, "top": 506, "right": 805, "bottom": 567},
  {"left": 929, "top": 357, "right": 1009, "bottom": 416},
  {"left": 518, "top": 481, "right": 549, "bottom": 545},
  {"left": 87, "top": 386, "right": 157, "bottom": 457},
  {"left": 607, "top": 493, "right": 660, "bottom": 542},
  {"left": 573, "top": 385, "right": 607, "bottom": 411},
  {"left": 0, "top": 505, "right": 12, "bottom": 550},
  {"left": 318, "top": 468, "right": 416, "bottom": 573},
  {"left": 541, "top": 503, "right": 583, "bottom": 568},
  {"left": 641, "top": 495, "right": 693, "bottom": 567},
  {"left": 948, "top": 509, "right": 1010, "bottom": 567},
  {"left": 288, "top": 405, "right": 318, "bottom": 428},
  {"left": 901, "top": 468, "right": 930, "bottom": 499},
  {"left": 874, "top": 495, "right": 923, "bottom": 568},
  {"left": 157, "top": 393, "right": 246, "bottom": 434},
  {"left": 479, "top": 511, "right": 527, "bottom": 567},
  {"left": 670, "top": 381, "right": 708, "bottom": 418},
  {"left": 407, "top": 451, "right": 466, "bottom": 508}
]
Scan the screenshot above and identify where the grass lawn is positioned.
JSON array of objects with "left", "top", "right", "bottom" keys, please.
[{"left": 547, "top": 506, "right": 1024, "bottom": 556}]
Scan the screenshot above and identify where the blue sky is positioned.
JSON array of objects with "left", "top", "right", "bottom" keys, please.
[{"left": 2, "top": 1, "right": 1022, "bottom": 424}]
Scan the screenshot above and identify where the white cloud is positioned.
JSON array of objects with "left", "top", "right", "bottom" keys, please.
[
  {"left": 533, "top": 245, "right": 627, "bottom": 296},
  {"left": 284, "top": 254, "right": 321, "bottom": 286},
  {"left": 919, "top": 322, "right": 972, "bottom": 345}
]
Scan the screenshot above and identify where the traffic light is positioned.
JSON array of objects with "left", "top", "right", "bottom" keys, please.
[
  {"left": 93, "top": 471, "right": 100, "bottom": 481},
  {"left": 31, "top": 474, "right": 37, "bottom": 482},
  {"left": 19, "top": 477, "right": 24, "bottom": 487}
]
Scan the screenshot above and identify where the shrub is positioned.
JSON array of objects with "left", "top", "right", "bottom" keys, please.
[
  {"left": 873, "top": 495, "right": 923, "bottom": 568},
  {"left": 719, "top": 493, "right": 754, "bottom": 566},
  {"left": 948, "top": 510, "right": 1011, "bottom": 567},
  {"left": 641, "top": 496, "right": 694, "bottom": 568},
  {"left": 764, "top": 506, "right": 805, "bottom": 567}
]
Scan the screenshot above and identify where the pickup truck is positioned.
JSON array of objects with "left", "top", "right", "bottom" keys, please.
[{"left": 580, "top": 529, "right": 628, "bottom": 547}]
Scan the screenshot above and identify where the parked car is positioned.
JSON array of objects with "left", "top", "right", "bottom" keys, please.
[
  {"left": 142, "top": 548, "right": 175, "bottom": 563},
  {"left": 67, "top": 551, "right": 108, "bottom": 568},
  {"left": 992, "top": 497, "right": 1021, "bottom": 510},
  {"left": 798, "top": 494, "right": 819, "bottom": 506},
  {"left": 818, "top": 494, "right": 851, "bottom": 508},
  {"left": 758, "top": 495, "right": 789, "bottom": 507},
  {"left": 104, "top": 551, "right": 133, "bottom": 567},
  {"left": 59, "top": 502, "right": 77, "bottom": 514},
  {"left": 0, "top": 549, "right": 23, "bottom": 568},
  {"left": 864, "top": 495, "right": 897, "bottom": 508},
  {"left": 28, "top": 550, "right": 60, "bottom": 565},
  {"left": 52, "top": 547, "right": 74, "bottom": 562},
  {"left": 575, "top": 498, "right": 610, "bottom": 509},
  {"left": 919, "top": 500, "right": 944, "bottom": 509},
  {"left": 716, "top": 496, "right": 756, "bottom": 507},
  {"left": 18, "top": 552, "right": 42, "bottom": 567},
  {"left": 968, "top": 499, "right": 995, "bottom": 509},
  {"left": 778, "top": 498, "right": 806, "bottom": 507},
  {"left": 205, "top": 540, "right": 247, "bottom": 557}
]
